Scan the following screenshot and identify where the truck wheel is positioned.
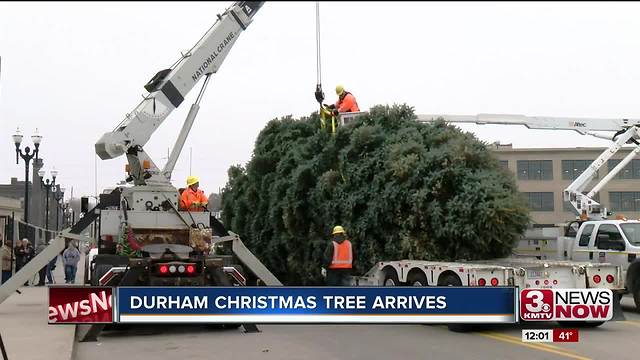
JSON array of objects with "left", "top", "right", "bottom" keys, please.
[
  {"left": 407, "top": 271, "right": 428, "bottom": 286},
  {"left": 382, "top": 267, "right": 400, "bottom": 286},
  {"left": 441, "top": 274, "right": 462, "bottom": 286},
  {"left": 442, "top": 274, "right": 470, "bottom": 332},
  {"left": 557, "top": 321, "right": 604, "bottom": 328},
  {"left": 222, "top": 324, "right": 242, "bottom": 330},
  {"left": 447, "top": 323, "right": 473, "bottom": 333}
]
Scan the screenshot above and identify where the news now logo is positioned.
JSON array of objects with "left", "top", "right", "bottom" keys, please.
[
  {"left": 520, "top": 289, "right": 613, "bottom": 321},
  {"left": 48, "top": 287, "right": 114, "bottom": 324}
]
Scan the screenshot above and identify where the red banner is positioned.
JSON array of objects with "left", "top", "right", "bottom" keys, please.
[{"left": 48, "top": 287, "right": 113, "bottom": 324}]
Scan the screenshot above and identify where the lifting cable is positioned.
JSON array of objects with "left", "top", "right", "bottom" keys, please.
[
  {"left": 314, "top": 1, "right": 324, "bottom": 106},
  {"left": 314, "top": 2, "right": 338, "bottom": 134}
]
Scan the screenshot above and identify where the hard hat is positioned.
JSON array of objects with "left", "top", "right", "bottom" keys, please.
[
  {"left": 335, "top": 84, "right": 345, "bottom": 96},
  {"left": 332, "top": 225, "right": 345, "bottom": 235},
  {"left": 186, "top": 175, "right": 200, "bottom": 187}
]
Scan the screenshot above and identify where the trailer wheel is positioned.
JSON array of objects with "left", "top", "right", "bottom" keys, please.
[
  {"left": 442, "top": 274, "right": 470, "bottom": 332},
  {"left": 440, "top": 274, "right": 462, "bottom": 286},
  {"left": 407, "top": 271, "right": 428, "bottom": 286},
  {"left": 557, "top": 321, "right": 604, "bottom": 328},
  {"left": 222, "top": 324, "right": 242, "bottom": 330},
  {"left": 382, "top": 267, "right": 400, "bottom": 286}
]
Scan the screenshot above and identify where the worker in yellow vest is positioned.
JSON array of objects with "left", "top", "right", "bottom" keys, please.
[{"left": 321, "top": 225, "right": 354, "bottom": 286}]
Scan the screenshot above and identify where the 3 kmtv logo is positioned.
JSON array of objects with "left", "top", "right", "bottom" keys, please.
[
  {"left": 520, "top": 289, "right": 613, "bottom": 321},
  {"left": 48, "top": 287, "right": 113, "bottom": 324}
]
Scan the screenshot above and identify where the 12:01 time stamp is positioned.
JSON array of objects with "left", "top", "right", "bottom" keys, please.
[{"left": 522, "top": 329, "right": 579, "bottom": 343}]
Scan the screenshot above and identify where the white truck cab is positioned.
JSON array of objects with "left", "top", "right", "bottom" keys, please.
[{"left": 564, "top": 219, "right": 640, "bottom": 307}]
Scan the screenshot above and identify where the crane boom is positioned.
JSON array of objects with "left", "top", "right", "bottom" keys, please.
[
  {"left": 416, "top": 113, "right": 640, "bottom": 134},
  {"left": 417, "top": 113, "right": 640, "bottom": 220},
  {"left": 95, "top": 1, "right": 263, "bottom": 186}
]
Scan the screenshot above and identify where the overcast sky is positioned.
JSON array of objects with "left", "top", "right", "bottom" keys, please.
[{"left": 2, "top": 1, "right": 640, "bottom": 200}]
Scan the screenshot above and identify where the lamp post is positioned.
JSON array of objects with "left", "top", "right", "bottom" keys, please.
[
  {"left": 12, "top": 127, "right": 42, "bottom": 228},
  {"left": 55, "top": 185, "right": 65, "bottom": 231},
  {"left": 38, "top": 168, "right": 58, "bottom": 240}
]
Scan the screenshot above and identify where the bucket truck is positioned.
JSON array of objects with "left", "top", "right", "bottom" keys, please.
[{"left": 411, "top": 113, "right": 640, "bottom": 309}]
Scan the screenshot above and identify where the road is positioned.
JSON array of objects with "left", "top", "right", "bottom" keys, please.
[{"left": 75, "top": 296, "right": 638, "bottom": 360}]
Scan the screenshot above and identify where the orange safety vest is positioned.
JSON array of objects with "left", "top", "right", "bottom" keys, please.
[
  {"left": 335, "top": 92, "right": 360, "bottom": 113},
  {"left": 179, "top": 187, "right": 208, "bottom": 212},
  {"left": 329, "top": 240, "right": 353, "bottom": 269}
]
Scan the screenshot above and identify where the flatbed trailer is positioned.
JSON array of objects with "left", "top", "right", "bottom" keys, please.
[{"left": 353, "top": 258, "right": 625, "bottom": 330}]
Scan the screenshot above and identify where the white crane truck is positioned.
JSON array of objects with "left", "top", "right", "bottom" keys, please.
[{"left": 76, "top": 1, "right": 279, "bottom": 341}]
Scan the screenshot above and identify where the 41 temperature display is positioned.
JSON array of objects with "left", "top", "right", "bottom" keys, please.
[{"left": 522, "top": 329, "right": 579, "bottom": 343}]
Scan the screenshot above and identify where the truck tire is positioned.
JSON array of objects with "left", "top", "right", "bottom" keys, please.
[
  {"left": 557, "top": 321, "right": 604, "bottom": 328},
  {"left": 441, "top": 274, "right": 471, "bottom": 332},
  {"left": 633, "top": 276, "right": 640, "bottom": 310},
  {"left": 383, "top": 267, "right": 400, "bottom": 286},
  {"left": 440, "top": 274, "right": 462, "bottom": 286},
  {"left": 222, "top": 324, "right": 242, "bottom": 330},
  {"left": 407, "top": 271, "right": 428, "bottom": 286}
]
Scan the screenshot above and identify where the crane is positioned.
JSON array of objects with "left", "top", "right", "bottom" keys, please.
[
  {"left": 95, "top": 1, "right": 264, "bottom": 211},
  {"left": 414, "top": 113, "right": 640, "bottom": 220}
]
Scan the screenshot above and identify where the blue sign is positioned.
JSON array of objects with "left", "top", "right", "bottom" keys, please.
[{"left": 116, "top": 286, "right": 517, "bottom": 324}]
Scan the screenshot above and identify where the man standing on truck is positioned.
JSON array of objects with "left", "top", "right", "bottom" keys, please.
[
  {"left": 179, "top": 176, "right": 209, "bottom": 212},
  {"left": 326, "top": 85, "right": 360, "bottom": 114},
  {"left": 322, "top": 225, "right": 354, "bottom": 286}
]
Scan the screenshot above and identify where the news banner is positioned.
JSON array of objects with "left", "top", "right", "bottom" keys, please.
[{"left": 48, "top": 286, "right": 614, "bottom": 343}]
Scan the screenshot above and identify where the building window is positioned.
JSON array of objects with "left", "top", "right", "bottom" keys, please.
[
  {"left": 609, "top": 192, "right": 640, "bottom": 212},
  {"left": 524, "top": 192, "right": 554, "bottom": 211},
  {"left": 563, "top": 192, "right": 600, "bottom": 212},
  {"left": 607, "top": 159, "right": 640, "bottom": 179},
  {"left": 517, "top": 160, "right": 553, "bottom": 180},
  {"left": 499, "top": 160, "right": 508, "bottom": 170},
  {"left": 562, "top": 160, "right": 595, "bottom": 180}
]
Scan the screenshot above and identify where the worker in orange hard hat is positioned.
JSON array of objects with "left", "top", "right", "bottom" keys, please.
[
  {"left": 321, "top": 225, "right": 354, "bottom": 286},
  {"left": 327, "top": 84, "right": 360, "bottom": 114},
  {"left": 179, "top": 176, "right": 209, "bottom": 212}
]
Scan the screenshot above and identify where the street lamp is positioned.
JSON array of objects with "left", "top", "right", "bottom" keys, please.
[
  {"left": 38, "top": 168, "right": 58, "bottom": 239},
  {"left": 12, "top": 127, "right": 42, "bottom": 227},
  {"left": 54, "top": 185, "right": 65, "bottom": 231}
]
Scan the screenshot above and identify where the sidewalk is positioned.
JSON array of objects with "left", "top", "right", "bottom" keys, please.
[{"left": 0, "top": 254, "right": 85, "bottom": 360}]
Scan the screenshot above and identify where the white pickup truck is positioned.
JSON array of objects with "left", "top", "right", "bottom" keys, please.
[
  {"left": 514, "top": 219, "right": 640, "bottom": 308},
  {"left": 561, "top": 219, "right": 640, "bottom": 308}
]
